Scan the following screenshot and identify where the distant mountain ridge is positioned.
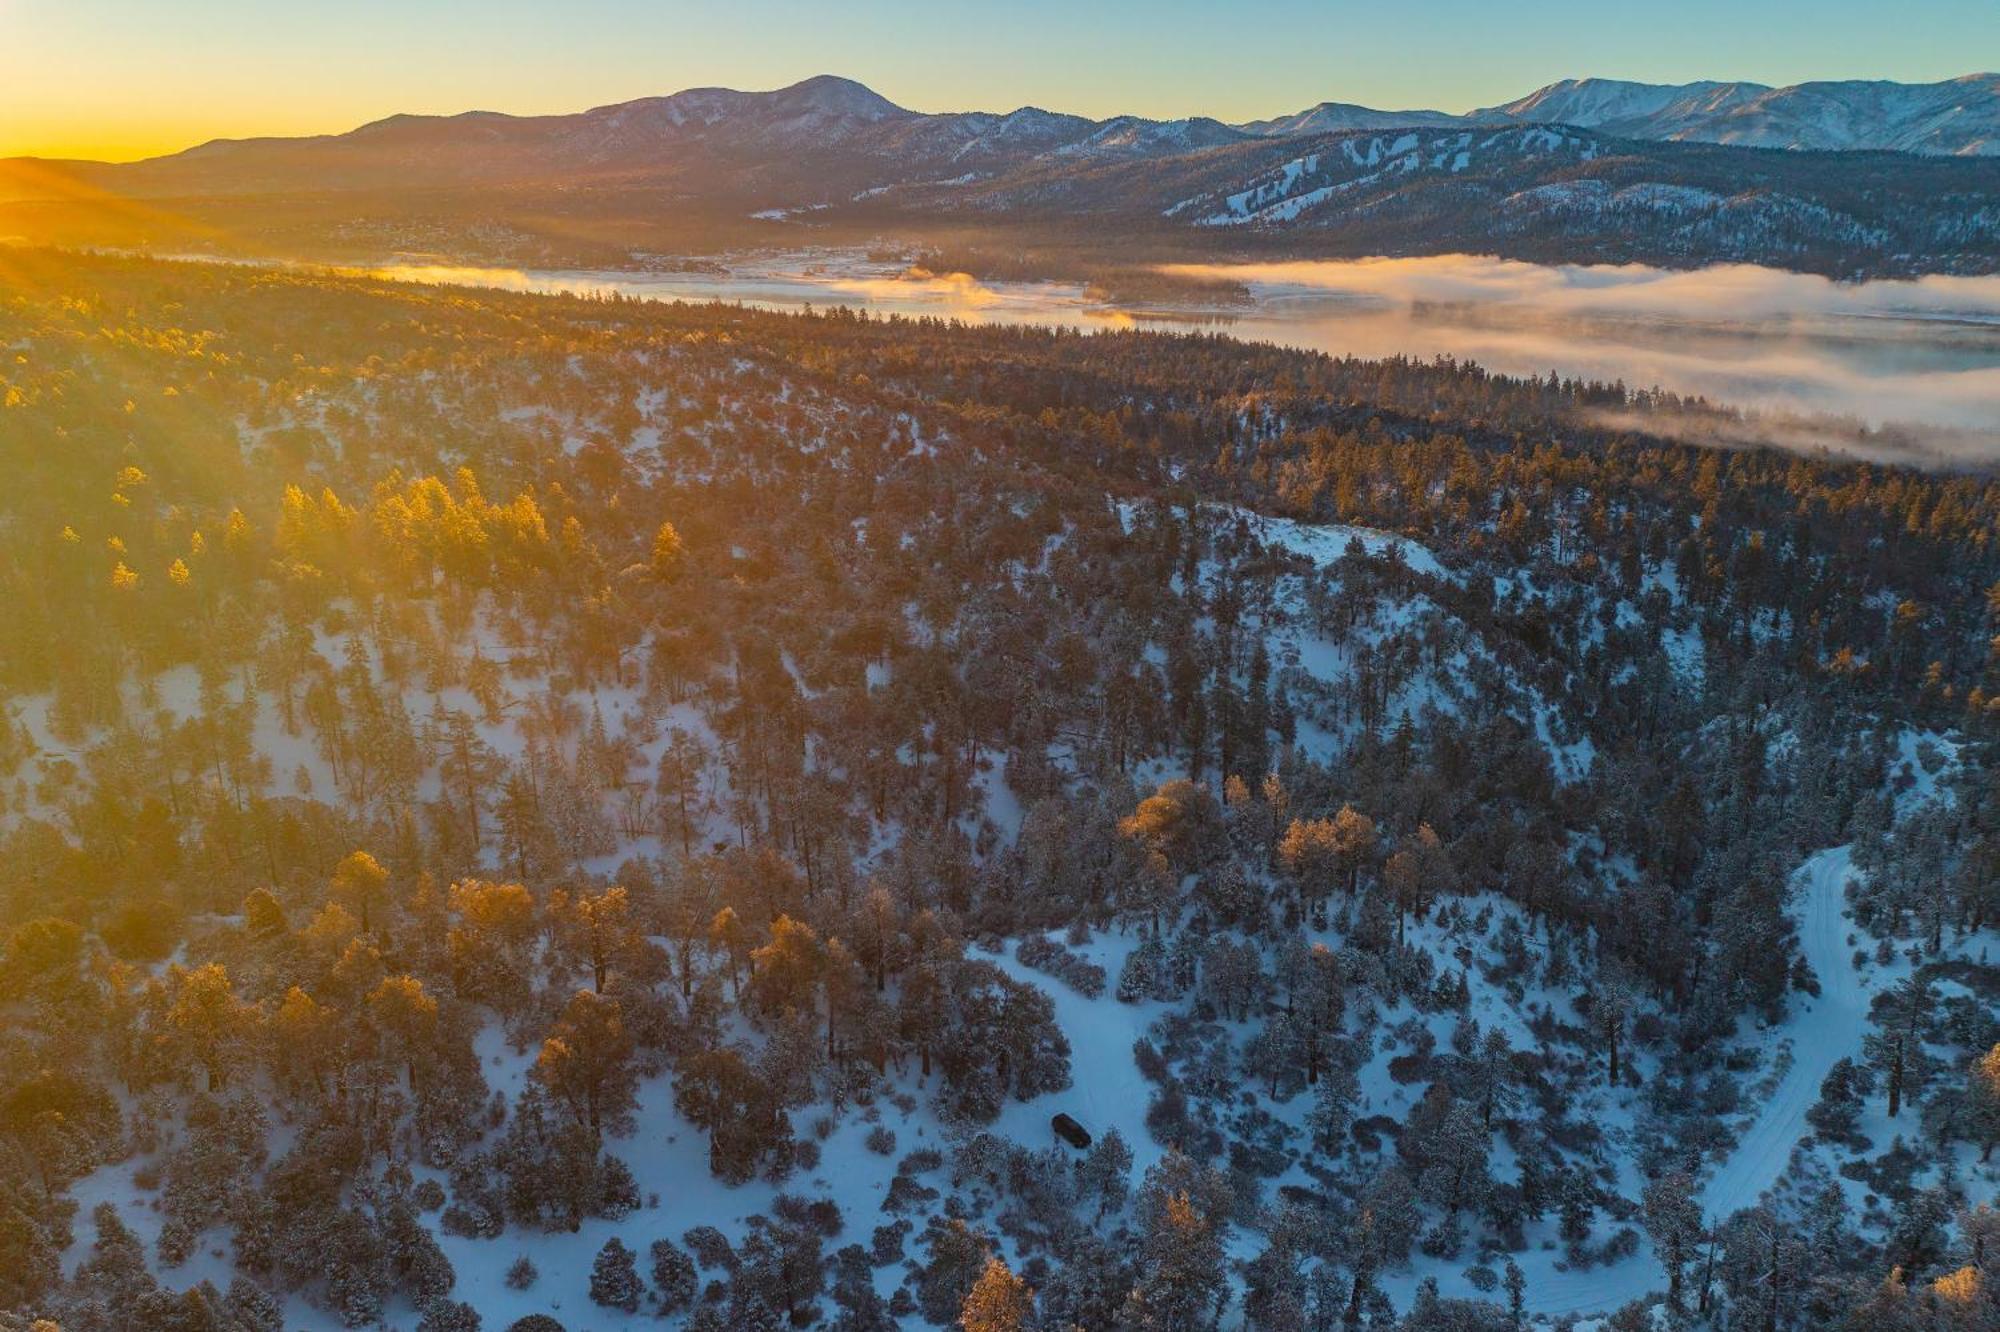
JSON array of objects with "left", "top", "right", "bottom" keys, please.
[
  {"left": 0, "top": 74, "right": 1269, "bottom": 204},
  {"left": 1467, "top": 73, "right": 2000, "bottom": 155},
  {"left": 9, "top": 69, "right": 1998, "bottom": 195},
  {"left": 5, "top": 72, "right": 1999, "bottom": 279},
  {"left": 1236, "top": 73, "right": 2000, "bottom": 154}
]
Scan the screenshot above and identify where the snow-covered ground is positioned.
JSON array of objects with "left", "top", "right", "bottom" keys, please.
[
  {"left": 1480, "top": 847, "right": 1868, "bottom": 1320},
  {"left": 1697, "top": 847, "right": 1863, "bottom": 1217},
  {"left": 44, "top": 837, "right": 1932, "bottom": 1328},
  {"left": 977, "top": 845, "right": 1886, "bottom": 1325},
  {"left": 989, "top": 931, "right": 1169, "bottom": 1176},
  {"left": 21, "top": 497, "right": 1970, "bottom": 1330},
  {"left": 1226, "top": 506, "right": 1450, "bottom": 581}
]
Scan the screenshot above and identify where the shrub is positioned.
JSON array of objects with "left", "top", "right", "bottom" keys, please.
[
  {"left": 1133, "top": 1038, "right": 1168, "bottom": 1083},
  {"left": 682, "top": 1225, "right": 735, "bottom": 1270},
  {"left": 898, "top": 1148, "right": 944, "bottom": 1176},
  {"left": 884, "top": 1173, "right": 941, "bottom": 1214},
  {"left": 1016, "top": 936, "right": 1108, "bottom": 998},
  {"left": 870, "top": 1221, "right": 910, "bottom": 1265}
]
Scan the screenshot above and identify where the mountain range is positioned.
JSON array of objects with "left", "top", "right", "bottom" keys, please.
[
  {"left": 1253, "top": 73, "right": 2000, "bottom": 156},
  {"left": 5, "top": 73, "right": 1999, "bottom": 278},
  {"left": 9, "top": 71, "right": 2000, "bottom": 199},
  {"left": 1254, "top": 72, "right": 2000, "bottom": 156},
  {"left": 1470, "top": 74, "right": 2000, "bottom": 155}
]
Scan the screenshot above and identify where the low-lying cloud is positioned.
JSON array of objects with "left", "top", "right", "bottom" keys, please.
[
  {"left": 367, "top": 252, "right": 2000, "bottom": 466},
  {"left": 1157, "top": 256, "right": 2000, "bottom": 464},
  {"left": 1168, "top": 255, "right": 2000, "bottom": 323}
]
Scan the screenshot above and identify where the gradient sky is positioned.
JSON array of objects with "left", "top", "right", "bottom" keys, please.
[{"left": 5, "top": 0, "right": 1996, "bottom": 161}]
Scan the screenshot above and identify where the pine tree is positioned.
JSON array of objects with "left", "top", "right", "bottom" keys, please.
[
  {"left": 1463, "top": 1026, "right": 1517, "bottom": 1127},
  {"left": 652, "top": 521, "right": 685, "bottom": 582},
  {"left": 365, "top": 974, "right": 438, "bottom": 1091},
  {"left": 216, "top": 1277, "right": 282, "bottom": 1332},
  {"left": 77, "top": 1202, "right": 157, "bottom": 1307},
  {"left": 649, "top": 1238, "right": 697, "bottom": 1315},
  {"left": 1117, "top": 935, "right": 1167, "bottom": 1003},
  {"left": 550, "top": 885, "right": 634, "bottom": 994},
  {"left": 915, "top": 1218, "right": 991, "bottom": 1324},
  {"left": 417, "top": 1300, "right": 482, "bottom": 1332},
  {"left": 1329, "top": 806, "right": 1377, "bottom": 897},
  {"left": 1123, "top": 1189, "right": 1226, "bottom": 1331},
  {"left": 1865, "top": 973, "right": 1934, "bottom": 1118},
  {"left": 1589, "top": 961, "right": 1636, "bottom": 1086},
  {"left": 1278, "top": 817, "right": 1341, "bottom": 919},
  {"left": 1715, "top": 1204, "right": 1806, "bottom": 1332},
  {"left": 166, "top": 963, "right": 256, "bottom": 1092},
  {"left": 330, "top": 848, "right": 390, "bottom": 934},
  {"left": 1359, "top": 1165, "right": 1420, "bottom": 1265},
  {"left": 733, "top": 1217, "right": 825, "bottom": 1325},
  {"left": 1808, "top": 1056, "right": 1869, "bottom": 1141},
  {"left": 1080, "top": 1127, "right": 1133, "bottom": 1218},
  {"left": 589, "top": 1236, "right": 644, "bottom": 1313},
  {"left": 533, "top": 988, "right": 637, "bottom": 1139},
  {"left": 1968, "top": 1042, "right": 2000, "bottom": 1159},
  {"left": 1641, "top": 1171, "right": 1704, "bottom": 1314},
  {"left": 1124, "top": 1156, "right": 1232, "bottom": 1331},
  {"left": 1306, "top": 1063, "right": 1360, "bottom": 1154},
  {"left": 960, "top": 1256, "right": 1034, "bottom": 1332},
  {"left": 655, "top": 730, "right": 708, "bottom": 858}
]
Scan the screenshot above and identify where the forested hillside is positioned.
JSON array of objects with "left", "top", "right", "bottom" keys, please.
[{"left": 0, "top": 249, "right": 1994, "bottom": 1332}]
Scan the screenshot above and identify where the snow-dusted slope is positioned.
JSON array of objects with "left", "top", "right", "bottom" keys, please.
[
  {"left": 1388, "top": 846, "right": 1871, "bottom": 1320},
  {"left": 1529, "top": 848, "right": 1866, "bottom": 1316},
  {"left": 1474, "top": 73, "right": 2000, "bottom": 156},
  {"left": 1237, "top": 73, "right": 2000, "bottom": 157},
  {"left": 1697, "top": 846, "right": 1865, "bottom": 1215},
  {"left": 1239, "top": 101, "right": 1464, "bottom": 137},
  {"left": 25, "top": 70, "right": 2000, "bottom": 217},
  {"left": 1473, "top": 78, "right": 1772, "bottom": 136},
  {"left": 1170, "top": 126, "right": 1603, "bottom": 227},
  {"left": 977, "top": 842, "right": 1885, "bottom": 1323}
]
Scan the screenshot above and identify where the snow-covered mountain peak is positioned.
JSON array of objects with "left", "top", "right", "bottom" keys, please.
[
  {"left": 769, "top": 73, "right": 911, "bottom": 122},
  {"left": 1473, "top": 73, "right": 2000, "bottom": 155},
  {"left": 1239, "top": 100, "right": 1464, "bottom": 137},
  {"left": 587, "top": 74, "right": 909, "bottom": 134},
  {"left": 1476, "top": 77, "right": 1773, "bottom": 128},
  {"left": 1241, "top": 73, "right": 2000, "bottom": 156},
  {"left": 1061, "top": 114, "right": 1249, "bottom": 157}
]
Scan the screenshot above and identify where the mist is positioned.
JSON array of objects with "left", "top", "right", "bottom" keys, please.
[
  {"left": 370, "top": 252, "right": 2000, "bottom": 465},
  {"left": 1157, "top": 256, "right": 2000, "bottom": 463}
]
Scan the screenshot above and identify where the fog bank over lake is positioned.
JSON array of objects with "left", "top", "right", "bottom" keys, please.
[{"left": 372, "top": 252, "right": 2000, "bottom": 462}]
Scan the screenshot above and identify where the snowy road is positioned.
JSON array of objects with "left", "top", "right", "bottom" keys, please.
[
  {"left": 1697, "top": 846, "right": 1865, "bottom": 1216},
  {"left": 1516, "top": 846, "right": 1863, "bottom": 1320},
  {"left": 1002, "top": 853, "right": 1865, "bottom": 1323}
]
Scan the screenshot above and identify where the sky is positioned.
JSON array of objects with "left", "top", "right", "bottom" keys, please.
[{"left": 4, "top": 0, "right": 1996, "bottom": 161}]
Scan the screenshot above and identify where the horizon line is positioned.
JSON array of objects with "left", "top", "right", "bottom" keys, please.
[{"left": 13, "top": 67, "right": 1997, "bottom": 167}]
